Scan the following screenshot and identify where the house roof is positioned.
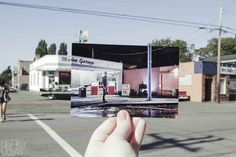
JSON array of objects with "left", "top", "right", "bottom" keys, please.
[{"left": 203, "top": 54, "right": 236, "bottom": 62}]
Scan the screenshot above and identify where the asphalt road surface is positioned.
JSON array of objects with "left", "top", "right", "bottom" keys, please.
[{"left": 0, "top": 91, "right": 236, "bottom": 157}]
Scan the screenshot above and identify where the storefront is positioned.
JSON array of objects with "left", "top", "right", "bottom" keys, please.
[
  {"left": 123, "top": 65, "right": 178, "bottom": 95},
  {"left": 29, "top": 55, "right": 71, "bottom": 91},
  {"left": 179, "top": 61, "right": 236, "bottom": 102},
  {"left": 220, "top": 66, "right": 236, "bottom": 100},
  {"left": 71, "top": 43, "right": 179, "bottom": 98},
  {"left": 71, "top": 56, "right": 123, "bottom": 95}
]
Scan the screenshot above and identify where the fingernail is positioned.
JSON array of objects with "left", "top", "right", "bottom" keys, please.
[{"left": 117, "top": 110, "right": 126, "bottom": 121}]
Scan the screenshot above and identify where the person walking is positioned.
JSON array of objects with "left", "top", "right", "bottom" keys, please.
[
  {"left": 102, "top": 72, "right": 108, "bottom": 102},
  {"left": 0, "top": 83, "right": 11, "bottom": 123}
]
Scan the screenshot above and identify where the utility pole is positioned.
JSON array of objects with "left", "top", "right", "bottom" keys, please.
[
  {"left": 217, "top": 7, "right": 223, "bottom": 103},
  {"left": 147, "top": 43, "right": 152, "bottom": 101}
]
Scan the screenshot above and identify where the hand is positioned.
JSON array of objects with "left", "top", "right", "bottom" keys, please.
[{"left": 85, "top": 110, "right": 146, "bottom": 157}]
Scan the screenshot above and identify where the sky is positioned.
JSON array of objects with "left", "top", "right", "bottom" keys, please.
[{"left": 0, "top": 0, "right": 236, "bottom": 72}]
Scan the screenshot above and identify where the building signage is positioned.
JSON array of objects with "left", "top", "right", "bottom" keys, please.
[
  {"left": 60, "top": 56, "right": 122, "bottom": 70},
  {"left": 220, "top": 66, "right": 236, "bottom": 75},
  {"left": 179, "top": 74, "right": 192, "bottom": 86},
  {"left": 60, "top": 56, "right": 71, "bottom": 63},
  {"left": 60, "top": 56, "right": 94, "bottom": 66},
  {"left": 69, "top": 56, "right": 123, "bottom": 70},
  {"left": 78, "top": 58, "right": 94, "bottom": 66}
]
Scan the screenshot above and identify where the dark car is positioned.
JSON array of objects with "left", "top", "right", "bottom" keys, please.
[{"left": 20, "top": 84, "right": 29, "bottom": 91}]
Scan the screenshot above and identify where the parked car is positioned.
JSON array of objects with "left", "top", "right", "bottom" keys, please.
[
  {"left": 20, "top": 84, "right": 29, "bottom": 90},
  {"left": 179, "top": 91, "right": 190, "bottom": 101}
]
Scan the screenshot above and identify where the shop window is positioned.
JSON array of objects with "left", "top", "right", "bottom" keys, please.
[
  {"left": 59, "top": 71, "right": 71, "bottom": 85},
  {"left": 22, "top": 68, "right": 29, "bottom": 75},
  {"left": 220, "top": 78, "right": 226, "bottom": 94},
  {"left": 48, "top": 71, "right": 55, "bottom": 77}
]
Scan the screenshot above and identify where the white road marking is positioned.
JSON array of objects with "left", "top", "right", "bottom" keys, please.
[{"left": 27, "top": 114, "right": 82, "bottom": 157}]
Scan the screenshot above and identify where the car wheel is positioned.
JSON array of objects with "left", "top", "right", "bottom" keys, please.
[{"left": 48, "top": 95, "right": 55, "bottom": 100}]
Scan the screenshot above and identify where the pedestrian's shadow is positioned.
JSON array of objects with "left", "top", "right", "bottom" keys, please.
[{"left": 141, "top": 133, "right": 225, "bottom": 152}]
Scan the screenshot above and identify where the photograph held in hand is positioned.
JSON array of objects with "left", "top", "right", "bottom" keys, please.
[{"left": 71, "top": 43, "right": 179, "bottom": 118}]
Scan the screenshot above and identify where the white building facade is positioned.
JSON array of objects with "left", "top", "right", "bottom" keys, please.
[
  {"left": 29, "top": 55, "right": 71, "bottom": 91},
  {"left": 30, "top": 55, "right": 123, "bottom": 93},
  {"left": 71, "top": 56, "right": 123, "bottom": 95},
  {"left": 13, "top": 60, "right": 33, "bottom": 90}
]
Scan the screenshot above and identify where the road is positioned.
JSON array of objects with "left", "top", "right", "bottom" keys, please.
[{"left": 0, "top": 91, "right": 236, "bottom": 157}]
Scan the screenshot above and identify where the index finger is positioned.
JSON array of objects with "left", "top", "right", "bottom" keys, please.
[{"left": 88, "top": 117, "right": 117, "bottom": 145}]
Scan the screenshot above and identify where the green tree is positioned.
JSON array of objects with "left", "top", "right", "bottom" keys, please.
[
  {"left": 48, "top": 43, "right": 57, "bottom": 55},
  {"left": 0, "top": 66, "right": 12, "bottom": 85},
  {"left": 153, "top": 38, "right": 194, "bottom": 62},
  {"left": 195, "top": 37, "right": 236, "bottom": 58},
  {"left": 35, "top": 39, "right": 48, "bottom": 58},
  {"left": 58, "top": 43, "right": 68, "bottom": 55}
]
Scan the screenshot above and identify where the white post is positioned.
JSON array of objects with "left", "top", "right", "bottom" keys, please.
[{"left": 147, "top": 44, "right": 152, "bottom": 101}]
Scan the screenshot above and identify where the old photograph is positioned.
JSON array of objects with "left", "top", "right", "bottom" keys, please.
[{"left": 71, "top": 43, "right": 179, "bottom": 118}]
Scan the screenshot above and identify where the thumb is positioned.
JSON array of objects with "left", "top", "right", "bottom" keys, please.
[{"left": 109, "top": 110, "right": 132, "bottom": 140}]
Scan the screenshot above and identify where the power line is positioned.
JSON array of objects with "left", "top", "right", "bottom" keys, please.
[
  {"left": 223, "top": 26, "right": 236, "bottom": 33},
  {"left": 178, "top": 17, "right": 219, "bottom": 41},
  {"left": 102, "top": 46, "right": 172, "bottom": 56},
  {"left": 102, "top": 51, "right": 147, "bottom": 56},
  {"left": 1, "top": 1, "right": 235, "bottom": 39},
  {"left": 0, "top": 1, "right": 226, "bottom": 30}
]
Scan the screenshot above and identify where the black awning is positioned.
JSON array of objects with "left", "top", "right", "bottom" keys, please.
[{"left": 72, "top": 43, "right": 179, "bottom": 69}]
